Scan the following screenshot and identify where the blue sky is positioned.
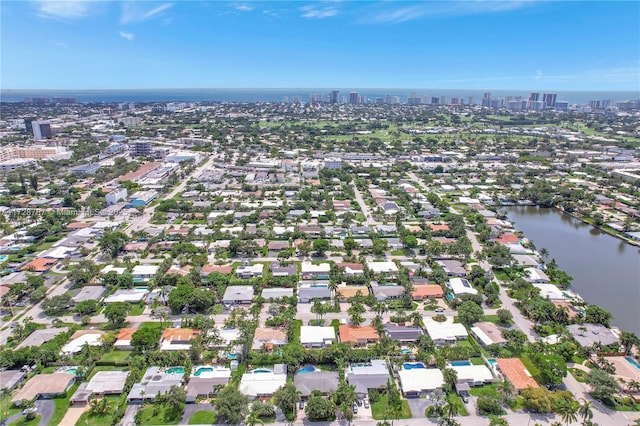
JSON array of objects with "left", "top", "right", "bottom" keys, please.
[{"left": 2, "top": 1, "right": 639, "bottom": 90}]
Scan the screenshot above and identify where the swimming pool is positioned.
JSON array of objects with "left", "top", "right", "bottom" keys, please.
[
  {"left": 253, "top": 368, "right": 272, "bottom": 374},
  {"left": 403, "top": 362, "right": 425, "bottom": 370},
  {"left": 223, "top": 353, "right": 238, "bottom": 360},
  {"left": 58, "top": 367, "right": 79, "bottom": 375},
  {"left": 297, "top": 365, "right": 318, "bottom": 374},
  {"left": 194, "top": 367, "right": 214, "bottom": 377},
  {"left": 487, "top": 359, "right": 497, "bottom": 367},
  {"left": 166, "top": 367, "right": 185, "bottom": 375},
  {"left": 625, "top": 356, "right": 640, "bottom": 371},
  {"left": 0, "top": 255, "right": 8, "bottom": 262},
  {"left": 450, "top": 360, "right": 471, "bottom": 367},
  {"left": 400, "top": 348, "right": 411, "bottom": 355}
]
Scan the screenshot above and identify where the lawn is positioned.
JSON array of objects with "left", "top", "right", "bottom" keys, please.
[
  {"left": 520, "top": 355, "right": 542, "bottom": 383},
  {"left": 469, "top": 383, "right": 500, "bottom": 399},
  {"left": 137, "top": 404, "right": 182, "bottom": 425},
  {"left": 129, "top": 304, "right": 145, "bottom": 315},
  {"left": 0, "top": 394, "right": 22, "bottom": 420},
  {"left": 49, "top": 382, "right": 80, "bottom": 426},
  {"left": 371, "top": 395, "right": 412, "bottom": 420},
  {"left": 447, "top": 393, "right": 469, "bottom": 416},
  {"left": 569, "top": 368, "right": 587, "bottom": 383},
  {"left": 9, "top": 415, "right": 40, "bottom": 426},
  {"left": 99, "top": 350, "right": 131, "bottom": 365},
  {"left": 188, "top": 410, "right": 218, "bottom": 425},
  {"left": 76, "top": 396, "right": 124, "bottom": 426}
]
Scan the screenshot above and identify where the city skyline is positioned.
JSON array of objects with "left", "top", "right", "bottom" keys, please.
[{"left": 1, "top": 1, "right": 639, "bottom": 91}]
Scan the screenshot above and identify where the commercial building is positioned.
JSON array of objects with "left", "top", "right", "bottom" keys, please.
[
  {"left": 106, "top": 188, "right": 128, "bottom": 206},
  {"left": 32, "top": 121, "right": 52, "bottom": 140},
  {"left": 130, "top": 140, "right": 153, "bottom": 157}
]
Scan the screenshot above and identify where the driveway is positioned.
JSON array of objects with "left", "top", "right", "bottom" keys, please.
[
  {"left": 120, "top": 404, "right": 140, "bottom": 426},
  {"left": 405, "top": 397, "right": 431, "bottom": 418},
  {"left": 35, "top": 400, "right": 54, "bottom": 426},
  {"left": 180, "top": 403, "right": 215, "bottom": 425}
]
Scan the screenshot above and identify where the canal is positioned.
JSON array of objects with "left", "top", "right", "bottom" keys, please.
[{"left": 505, "top": 206, "right": 640, "bottom": 336}]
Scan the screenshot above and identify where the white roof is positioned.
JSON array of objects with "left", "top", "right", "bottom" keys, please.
[
  {"left": 367, "top": 261, "right": 399, "bottom": 274},
  {"left": 104, "top": 288, "right": 147, "bottom": 303},
  {"left": 301, "top": 262, "right": 330, "bottom": 273},
  {"left": 132, "top": 265, "right": 158, "bottom": 275},
  {"left": 398, "top": 368, "right": 443, "bottom": 393},
  {"left": 423, "top": 318, "right": 469, "bottom": 341},
  {"left": 300, "top": 326, "right": 335, "bottom": 345},
  {"left": 42, "top": 246, "right": 75, "bottom": 259},
  {"left": 102, "top": 265, "right": 127, "bottom": 275},
  {"left": 61, "top": 333, "right": 103, "bottom": 355},
  {"left": 236, "top": 264, "right": 263, "bottom": 274},
  {"left": 533, "top": 283, "right": 567, "bottom": 300},
  {"left": 447, "top": 278, "right": 478, "bottom": 295},
  {"left": 450, "top": 365, "right": 494, "bottom": 383},
  {"left": 239, "top": 371, "right": 287, "bottom": 397},
  {"left": 217, "top": 328, "right": 241, "bottom": 345}
]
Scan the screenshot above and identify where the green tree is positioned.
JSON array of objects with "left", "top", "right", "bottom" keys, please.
[
  {"left": 313, "top": 239, "right": 330, "bottom": 256},
  {"left": 131, "top": 327, "right": 161, "bottom": 352},
  {"left": 273, "top": 382, "right": 301, "bottom": 419},
  {"left": 585, "top": 369, "right": 619, "bottom": 402},
  {"left": 497, "top": 309, "right": 513, "bottom": 324},
  {"left": 98, "top": 231, "right": 129, "bottom": 259},
  {"left": 165, "top": 385, "right": 187, "bottom": 416},
  {"left": 496, "top": 378, "right": 515, "bottom": 406},
  {"left": 103, "top": 302, "right": 130, "bottom": 327},
  {"left": 215, "top": 385, "right": 248, "bottom": 424},
  {"left": 556, "top": 397, "right": 578, "bottom": 426},
  {"left": 305, "top": 395, "right": 336, "bottom": 421},
  {"left": 457, "top": 300, "right": 484, "bottom": 326},
  {"left": 577, "top": 398, "right": 593, "bottom": 426},
  {"left": 620, "top": 331, "right": 640, "bottom": 355}
]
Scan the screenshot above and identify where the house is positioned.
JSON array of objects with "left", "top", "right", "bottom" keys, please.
[
  {"left": 269, "top": 263, "right": 297, "bottom": 277},
  {"left": 239, "top": 364, "right": 287, "bottom": 399},
  {"left": 160, "top": 328, "right": 201, "bottom": 351},
  {"left": 495, "top": 358, "right": 539, "bottom": 392},
  {"left": 294, "top": 371, "right": 339, "bottom": 398},
  {"left": 127, "top": 367, "right": 184, "bottom": 403},
  {"left": 61, "top": 330, "right": 106, "bottom": 355},
  {"left": 423, "top": 317, "right": 468, "bottom": 345},
  {"left": 222, "top": 286, "right": 254, "bottom": 305},
  {"left": 131, "top": 265, "right": 158, "bottom": 281},
  {"left": 0, "top": 370, "right": 26, "bottom": 391},
  {"left": 202, "top": 264, "right": 233, "bottom": 276},
  {"left": 398, "top": 365, "right": 444, "bottom": 397},
  {"left": 471, "top": 322, "right": 508, "bottom": 348},
  {"left": 12, "top": 373, "right": 75, "bottom": 404},
  {"left": 567, "top": 324, "right": 621, "bottom": 347},
  {"left": 367, "top": 261, "right": 399, "bottom": 275},
  {"left": 370, "top": 281, "right": 404, "bottom": 302},
  {"left": 16, "top": 327, "right": 68, "bottom": 349},
  {"left": 298, "top": 286, "right": 331, "bottom": 303},
  {"left": 236, "top": 263, "right": 264, "bottom": 279},
  {"left": 252, "top": 327, "right": 287, "bottom": 350},
  {"left": 336, "top": 285, "right": 369, "bottom": 301},
  {"left": 437, "top": 260, "right": 466, "bottom": 277},
  {"left": 300, "top": 326, "right": 336, "bottom": 348},
  {"left": 186, "top": 367, "right": 231, "bottom": 403},
  {"left": 114, "top": 328, "right": 137, "bottom": 350},
  {"left": 384, "top": 323, "right": 423, "bottom": 343},
  {"left": 261, "top": 288, "right": 294, "bottom": 300},
  {"left": 446, "top": 278, "right": 478, "bottom": 296},
  {"left": 338, "top": 262, "right": 365, "bottom": 276},
  {"left": 21, "top": 257, "right": 56, "bottom": 272},
  {"left": 411, "top": 284, "right": 444, "bottom": 300},
  {"left": 301, "top": 262, "right": 330, "bottom": 280},
  {"left": 71, "top": 371, "right": 130, "bottom": 403},
  {"left": 524, "top": 267, "right": 551, "bottom": 283},
  {"left": 346, "top": 360, "right": 390, "bottom": 396},
  {"left": 450, "top": 364, "right": 494, "bottom": 386},
  {"left": 533, "top": 283, "right": 568, "bottom": 301},
  {"left": 339, "top": 325, "right": 380, "bottom": 346},
  {"left": 104, "top": 288, "right": 148, "bottom": 303},
  {"left": 73, "top": 286, "right": 106, "bottom": 303}
]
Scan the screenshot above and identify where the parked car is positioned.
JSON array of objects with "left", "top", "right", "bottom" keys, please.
[
  {"left": 364, "top": 400, "right": 370, "bottom": 409},
  {"left": 299, "top": 401, "right": 304, "bottom": 410},
  {"left": 352, "top": 403, "right": 358, "bottom": 414},
  {"left": 462, "top": 395, "right": 469, "bottom": 403},
  {"left": 435, "top": 307, "right": 445, "bottom": 312}
]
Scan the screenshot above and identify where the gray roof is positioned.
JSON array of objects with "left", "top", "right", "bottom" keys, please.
[
  {"left": 370, "top": 284, "right": 405, "bottom": 301},
  {"left": 437, "top": 260, "right": 467, "bottom": 276},
  {"left": 73, "top": 286, "right": 106, "bottom": 303},
  {"left": 384, "top": 323, "right": 423, "bottom": 342},
  {"left": 0, "top": 370, "right": 25, "bottom": 390},
  {"left": 16, "top": 327, "right": 68, "bottom": 349},
  {"left": 294, "top": 371, "right": 339, "bottom": 397},
  {"left": 298, "top": 287, "right": 331, "bottom": 301},
  {"left": 222, "top": 286, "right": 254, "bottom": 303},
  {"left": 186, "top": 377, "right": 230, "bottom": 401},
  {"left": 567, "top": 324, "right": 621, "bottom": 347},
  {"left": 261, "top": 288, "right": 294, "bottom": 300},
  {"left": 127, "top": 367, "right": 184, "bottom": 401}
]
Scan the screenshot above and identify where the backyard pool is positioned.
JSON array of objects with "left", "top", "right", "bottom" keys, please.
[
  {"left": 58, "top": 367, "right": 79, "bottom": 375},
  {"left": 450, "top": 360, "right": 471, "bottom": 367},
  {"left": 400, "top": 348, "right": 411, "bottom": 355},
  {"left": 253, "top": 368, "right": 272, "bottom": 374},
  {"left": 625, "top": 356, "right": 640, "bottom": 371},
  {"left": 166, "top": 367, "right": 185, "bottom": 375},
  {"left": 487, "top": 359, "right": 497, "bottom": 367},
  {"left": 0, "top": 255, "right": 8, "bottom": 262},
  {"left": 403, "top": 362, "right": 425, "bottom": 370},
  {"left": 194, "top": 367, "right": 214, "bottom": 377},
  {"left": 297, "top": 365, "right": 318, "bottom": 374},
  {"left": 223, "top": 353, "right": 238, "bottom": 360}
]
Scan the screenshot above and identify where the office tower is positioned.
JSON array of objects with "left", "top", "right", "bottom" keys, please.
[
  {"left": 24, "top": 117, "right": 36, "bottom": 134},
  {"left": 529, "top": 93, "right": 540, "bottom": 101},
  {"left": 329, "top": 90, "right": 339, "bottom": 104},
  {"left": 130, "top": 140, "right": 152, "bottom": 157},
  {"left": 431, "top": 97, "right": 439, "bottom": 105},
  {"left": 543, "top": 93, "right": 557, "bottom": 107},
  {"left": 468, "top": 96, "right": 476, "bottom": 105},
  {"left": 483, "top": 92, "right": 491, "bottom": 100},
  {"left": 32, "top": 121, "right": 52, "bottom": 140},
  {"left": 349, "top": 92, "right": 359, "bottom": 104},
  {"left": 407, "top": 92, "right": 421, "bottom": 105},
  {"left": 358, "top": 95, "right": 366, "bottom": 104},
  {"left": 441, "top": 96, "right": 448, "bottom": 105},
  {"left": 375, "top": 97, "right": 384, "bottom": 104},
  {"left": 385, "top": 95, "right": 392, "bottom": 104},
  {"left": 589, "top": 100, "right": 600, "bottom": 110},
  {"left": 393, "top": 96, "right": 400, "bottom": 104}
]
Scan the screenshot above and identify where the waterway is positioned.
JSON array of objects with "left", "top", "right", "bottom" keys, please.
[{"left": 505, "top": 206, "right": 640, "bottom": 336}]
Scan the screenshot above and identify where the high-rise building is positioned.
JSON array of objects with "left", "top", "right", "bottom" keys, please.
[
  {"left": 468, "top": 96, "right": 476, "bottom": 105},
  {"left": 441, "top": 96, "right": 448, "bottom": 105},
  {"left": 529, "top": 93, "right": 540, "bottom": 101},
  {"left": 431, "top": 97, "right": 440, "bottom": 105},
  {"left": 385, "top": 95, "right": 392, "bottom": 104},
  {"left": 24, "top": 117, "right": 36, "bottom": 134},
  {"left": 349, "top": 92, "right": 359, "bottom": 104},
  {"left": 375, "top": 97, "right": 384, "bottom": 104},
  {"left": 130, "top": 140, "right": 152, "bottom": 157},
  {"left": 32, "top": 121, "right": 52, "bottom": 140},
  {"left": 407, "top": 92, "right": 421, "bottom": 105},
  {"left": 543, "top": 93, "right": 557, "bottom": 107},
  {"left": 329, "top": 90, "right": 340, "bottom": 104},
  {"left": 309, "top": 93, "right": 322, "bottom": 103},
  {"left": 282, "top": 96, "right": 289, "bottom": 104}
]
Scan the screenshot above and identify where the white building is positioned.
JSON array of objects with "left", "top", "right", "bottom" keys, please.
[
  {"left": 323, "top": 158, "right": 342, "bottom": 170},
  {"left": 446, "top": 278, "right": 478, "bottom": 296},
  {"left": 450, "top": 364, "right": 494, "bottom": 386},
  {"left": 106, "top": 188, "right": 128, "bottom": 206},
  {"left": 300, "top": 326, "right": 336, "bottom": 348},
  {"left": 398, "top": 366, "right": 444, "bottom": 396},
  {"left": 423, "top": 316, "right": 469, "bottom": 345},
  {"left": 367, "top": 261, "right": 399, "bottom": 274},
  {"left": 132, "top": 265, "right": 158, "bottom": 281}
]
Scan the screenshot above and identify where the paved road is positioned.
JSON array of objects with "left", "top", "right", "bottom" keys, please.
[
  {"left": 352, "top": 182, "right": 377, "bottom": 226},
  {"left": 180, "top": 403, "right": 215, "bottom": 424},
  {"left": 35, "top": 400, "right": 54, "bottom": 426},
  {"left": 120, "top": 404, "right": 140, "bottom": 426}
]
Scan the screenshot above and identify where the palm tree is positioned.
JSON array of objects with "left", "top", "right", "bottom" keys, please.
[
  {"left": 627, "top": 379, "right": 640, "bottom": 394},
  {"left": 245, "top": 411, "right": 264, "bottom": 426},
  {"left": 557, "top": 398, "right": 578, "bottom": 426},
  {"left": 442, "top": 400, "right": 460, "bottom": 421},
  {"left": 577, "top": 398, "right": 593, "bottom": 425},
  {"left": 496, "top": 378, "right": 515, "bottom": 406}
]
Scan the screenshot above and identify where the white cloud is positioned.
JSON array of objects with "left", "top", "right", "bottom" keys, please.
[
  {"left": 120, "top": 2, "right": 173, "bottom": 24},
  {"left": 300, "top": 5, "right": 339, "bottom": 19},
  {"left": 361, "top": 1, "right": 532, "bottom": 24},
  {"left": 34, "top": 0, "right": 93, "bottom": 20},
  {"left": 234, "top": 4, "right": 254, "bottom": 12},
  {"left": 119, "top": 31, "right": 135, "bottom": 41}
]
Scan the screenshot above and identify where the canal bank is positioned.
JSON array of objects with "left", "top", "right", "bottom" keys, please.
[{"left": 505, "top": 206, "right": 640, "bottom": 336}]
